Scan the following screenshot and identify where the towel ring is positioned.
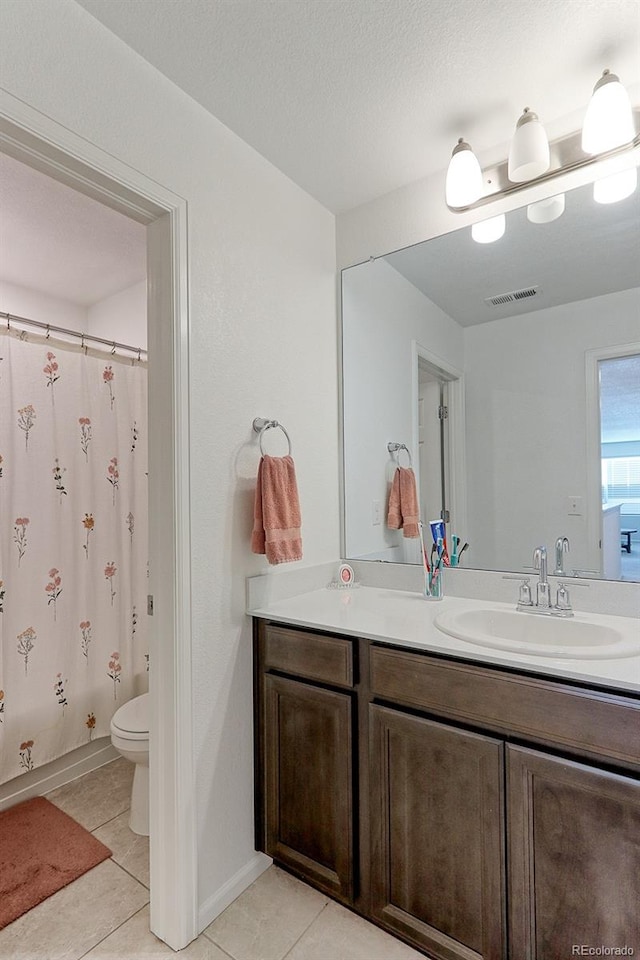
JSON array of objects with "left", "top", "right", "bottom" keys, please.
[
  {"left": 253, "top": 417, "right": 292, "bottom": 456},
  {"left": 387, "top": 441, "right": 412, "bottom": 468}
]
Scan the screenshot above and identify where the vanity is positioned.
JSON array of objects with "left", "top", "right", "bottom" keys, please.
[
  {"left": 251, "top": 586, "right": 640, "bottom": 960},
  {"left": 251, "top": 164, "right": 640, "bottom": 958}
]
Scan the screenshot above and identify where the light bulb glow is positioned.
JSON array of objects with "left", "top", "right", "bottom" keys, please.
[
  {"left": 471, "top": 214, "right": 506, "bottom": 244},
  {"left": 593, "top": 167, "right": 638, "bottom": 204},
  {"left": 527, "top": 194, "right": 565, "bottom": 224},
  {"left": 508, "top": 111, "right": 550, "bottom": 182},
  {"left": 445, "top": 141, "right": 483, "bottom": 207},
  {"left": 582, "top": 73, "right": 634, "bottom": 154}
]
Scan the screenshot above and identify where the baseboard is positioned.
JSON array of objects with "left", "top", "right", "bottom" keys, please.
[
  {"left": 198, "top": 852, "right": 273, "bottom": 932},
  {"left": 0, "top": 737, "right": 119, "bottom": 811}
]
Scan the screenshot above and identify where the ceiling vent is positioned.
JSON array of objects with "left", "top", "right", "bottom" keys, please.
[{"left": 484, "top": 285, "right": 539, "bottom": 307}]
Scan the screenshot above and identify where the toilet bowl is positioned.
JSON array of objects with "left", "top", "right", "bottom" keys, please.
[{"left": 110, "top": 693, "right": 149, "bottom": 836}]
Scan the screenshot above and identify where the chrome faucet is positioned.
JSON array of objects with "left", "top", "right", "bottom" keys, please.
[
  {"left": 533, "top": 546, "right": 551, "bottom": 608},
  {"left": 506, "top": 543, "right": 589, "bottom": 617},
  {"left": 553, "top": 537, "right": 570, "bottom": 576}
]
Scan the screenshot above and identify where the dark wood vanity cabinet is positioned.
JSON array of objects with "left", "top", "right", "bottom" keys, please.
[
  {"left": 254, "top": 619, "right": 640, "bottom": 960},
  {"left": 508, "top": 745, "right": 640, "bottom": 959},
  {"left": 254, "top": 622, "right": 355, "bottom": 903},
  {"left": 262, "top": 673, "right": 354, "bottom": 901},
  {"left": 369, "top": 705, "right": 506, "bottom": 959}
]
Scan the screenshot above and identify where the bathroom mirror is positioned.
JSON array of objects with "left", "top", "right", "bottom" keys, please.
[{"left": 341, "top": 177, "right": 640, "bottom": 581}]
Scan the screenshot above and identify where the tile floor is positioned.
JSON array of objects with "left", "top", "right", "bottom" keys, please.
[{"left": 1, "top": 758, "right": 425, "bottom": 960}]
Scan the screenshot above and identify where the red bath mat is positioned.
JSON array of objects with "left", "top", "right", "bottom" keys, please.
[{"left": 0, "top": 796, "right": 112, "bottom": 929}]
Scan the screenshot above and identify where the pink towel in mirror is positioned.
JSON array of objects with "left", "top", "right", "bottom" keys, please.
[{"left": 387, "top": 466, "right": 420, "bottom": 538}]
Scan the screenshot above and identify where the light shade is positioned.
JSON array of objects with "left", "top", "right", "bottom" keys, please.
[
  {"left": 593, "top": 167, "right": 638, "bottom": 204},
  {"left": 471, "top": 214, "right": 506, "bottom": 244},
  {"left": 582, "top": 70, "right": 635, "bottom": 155},
  {"left": 445, "top": 139, "right": 484, "bottom": 207},
  {"left": 508, "top": 108, "right": 550, "bottom": 182},
  {"left": 527, "top": 193, "right": 565, "bottom": 224}
]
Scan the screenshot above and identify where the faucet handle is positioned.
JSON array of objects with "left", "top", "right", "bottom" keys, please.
[
  {"left": 503, "top": 574, "right": 532, "bottom": 606},
  {"left": 556, "top": 580, "right": 588, "bottom": 612},
  {"left": 518, "top": 578, "right": 532, "bottom": 606},
  {"left": 556, "top": 582, "right": 572, "bottom": 610}
]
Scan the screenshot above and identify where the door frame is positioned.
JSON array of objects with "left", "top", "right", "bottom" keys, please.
[
  {"left": 585, "top": 340, "right": 640, "bottom": 578},
  {"left": 411, "top": 341, "right": 467, "bottom": 542},
  {"left": 0, "top": 92, "right": 197, "bottom": 949}
]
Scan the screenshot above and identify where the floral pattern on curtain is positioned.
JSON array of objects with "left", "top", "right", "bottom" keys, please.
[{"left": 0, "top": 329, "right": 148, "bottom": 784}]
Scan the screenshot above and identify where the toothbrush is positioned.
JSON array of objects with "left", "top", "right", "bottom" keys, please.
[
  {"left": 430, "top": 543, "right": 445, "bottom": 591},
  {"left": 451, "top": 536, "right": 460, "bottom": 566},
  {"left": 418, "top": 521, "right": 431, "bottom": 587},
  {"left": 458, "top": 542, "right": 469, "bottom": 562}
]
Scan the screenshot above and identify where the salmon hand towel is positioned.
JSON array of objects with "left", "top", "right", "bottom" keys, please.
[
  {"left": 252, "top": 454, "right": 303, "bottom": 564},
  {"left": 387, "top": 466, "right": 420, "bottom": 538},
  {"left": 387, "top": 468, "right": 402, "bottom": 530}
]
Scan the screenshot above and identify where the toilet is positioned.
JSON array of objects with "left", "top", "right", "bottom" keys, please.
[{"left": 110, "top": 693, "right": 149, "bottom": 836}]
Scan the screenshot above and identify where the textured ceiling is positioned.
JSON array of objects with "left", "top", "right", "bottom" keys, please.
[
  {"left": 74, "top": 0, "right": 640, "bottom": 213},
  {"left": 0, "top": 153, "right": 146, "bottom": 307}
]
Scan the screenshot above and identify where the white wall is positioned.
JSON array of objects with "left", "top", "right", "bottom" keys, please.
[
  {"left": 0, "top": 0, "right": 339, "bottom": 928},
  {"left": 464, "top": 286, "right": 640, "bottom": 574},
  {"left": 342, "top": 258, "right": 463, "bottom": 561},
  {"left": 0, "top": 277, "right": 147, "bottom": 348},
  {"left": 88, "top": 280, "right": 147, "bottom": 347},
  {"left": 0, "top": 278, "right": 87, "bottom": 331}
]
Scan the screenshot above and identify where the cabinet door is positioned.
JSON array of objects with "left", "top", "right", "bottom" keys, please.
[
  {"left": 370, "top": 705, "right": 506, "bottom": 960},
  {"left": 508, "top": 745, "right": 640, "bottom": 958},
  {"left": 264, "top": 674, "right": 353, "bottom": 902}
]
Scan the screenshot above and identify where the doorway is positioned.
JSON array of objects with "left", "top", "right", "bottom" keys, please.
[
  {"left": 586, "top": 341, "right": 640, "bottom": 583},
  {"left": 418, "top": 364, "right": 450, "bottom": 527},
  {"left": 599, "top": 353, "right": 640, "bottom": 582},
  {"left": 0, "top": 98, "right": 196, "bottom": 949},
  {"left": 412, "top": 342, "right": 467, "bottom": 553}
]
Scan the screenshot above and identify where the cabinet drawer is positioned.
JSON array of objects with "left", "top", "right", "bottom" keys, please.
[
  {"left": 264, "top": 624, "right": 354, "bottom": 688},
  {"left": 370, "top": 645, "right": 640, "bottom": 770}
]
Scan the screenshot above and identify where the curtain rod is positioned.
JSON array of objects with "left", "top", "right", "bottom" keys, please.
[{"left": 0, "top": 310, "right": 147, "bottom": 358}]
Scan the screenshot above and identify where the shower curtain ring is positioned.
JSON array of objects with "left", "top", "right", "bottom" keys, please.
[
  {"left": 6, "top": 315, "right": 10, "bottom": 330},
  {"left": 137, "top": 347, "right": 141, "bottom": 362},
  {"left": 46, "top": 324, "right": 50, "bottom": 339},
  {"left": 111, "top": 342, "right": 116, "bottom": 355}
]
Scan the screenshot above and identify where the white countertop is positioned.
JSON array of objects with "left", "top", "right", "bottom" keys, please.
[{"left": 248, "top": 586, "right": 640, "bottom": 694}]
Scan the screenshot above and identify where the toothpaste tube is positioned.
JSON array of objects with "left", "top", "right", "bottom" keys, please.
[{"left": 429, "top": 519, "right": 450, "bottom": 566}]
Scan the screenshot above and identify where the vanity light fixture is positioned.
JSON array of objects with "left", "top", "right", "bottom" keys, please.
[
  {"left": 593, "top": 166, "right": 638, "bottom": 204},
  {"left": 527, "top": 193, "right": 565, "bottom": 224},
  {"left": 582, "top": 69, "right": 635, "bottom": 155},
  {"left": 445, "top": 138, "right": 483, "bottom": 207},
  {"left": 471, "top": 214, "right": 506, "bottom": 244},
  {"left": 508, "top": 108, "right": 550, "bottom": 182},
  {"left": 446, "top": 68, "right": 638, "bottom": 221}
]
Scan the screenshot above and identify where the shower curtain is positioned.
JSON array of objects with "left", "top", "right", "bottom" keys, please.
[{"left": 0, "top": 329, "right": 148, "bottom": 784}]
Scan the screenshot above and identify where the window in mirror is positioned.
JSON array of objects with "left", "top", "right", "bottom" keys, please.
[{"left": 599, "top": 353, "right": 640, "bottom": 580}]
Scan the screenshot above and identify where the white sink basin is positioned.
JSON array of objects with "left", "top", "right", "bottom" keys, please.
[{"left": 434, "top": 607, "right": 638, "bottom": 659}]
